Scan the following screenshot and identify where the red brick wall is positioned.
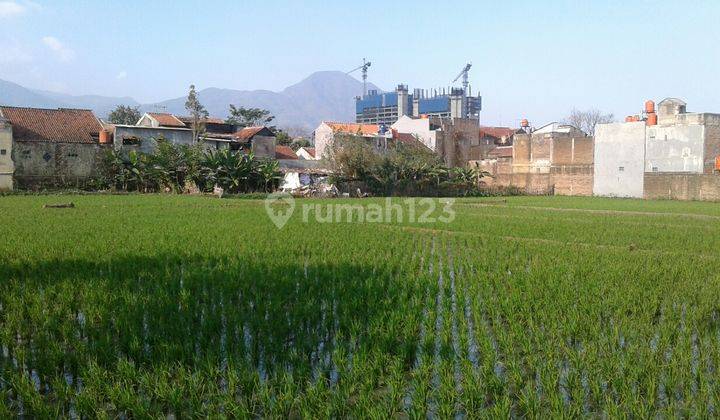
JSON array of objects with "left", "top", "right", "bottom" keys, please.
[
  {"left": 530, "top": 135, "right": 552, "bottom": 162},
  {"left": 513, "top": 134, "right": 531, "bottom": 164},
  {"left": 553, "top": 137, "right": 594, "bottom": 165},
  {"left": 551, "top": 165, "right": 594, "bottom": 196}
]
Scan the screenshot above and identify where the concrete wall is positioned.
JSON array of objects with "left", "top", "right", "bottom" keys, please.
[
  {"left": 645, "top": 124, "right": 704, "bottom": 173},
  {"left": 313, "top": 123, "right": 334, "bottom": 160},
  {"left": 0, "top": 122, "right": 13, "bottom": 191},
  {"left": 644, "top": 173, "right": 720, "bottom": 201},
  {"left": 12, "top": 141, "right": 108, "bottom": 188},
  {"left": 435, "top": 118, "right": 480, "bottom": 167},
  {"left": 593, "top": 121, "right": 646, "bottom": 198},
  {"left": 114, "top": 126, "right": 194, "bottom": 154},
  {"left": 251, "top": 136, "right": 276, "bottom": 159}
]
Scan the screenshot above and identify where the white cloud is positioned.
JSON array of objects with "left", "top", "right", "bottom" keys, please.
[
  {"left": 42, "top": 36, "right": 75, "bottom": 62},
  {"left": 0, "top": 1, "right": 25, "bottom": 18},
  {"left": 116, "top": 70, "right": 127, "bottom": 80}
]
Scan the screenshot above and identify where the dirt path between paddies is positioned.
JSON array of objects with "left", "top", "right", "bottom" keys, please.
[
  {"left": 455, "top": 202, "right": 720, "bottom": 221},
  {"left": 378, "top": 223, "right": 720, "bottom": 261}
]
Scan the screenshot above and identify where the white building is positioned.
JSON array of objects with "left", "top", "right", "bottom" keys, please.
[
  {"left": 390, "top": 115, "right": 439, "bottom": 151},
  {"left": 593, "top": 98, "right": 720, "bottom": 198}
]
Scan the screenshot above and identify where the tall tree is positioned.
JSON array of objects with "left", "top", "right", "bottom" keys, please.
[
  {"left": 226, "top": 105, "right": 275, "bottom": 127},
  {"left": 275, "top": 131, "right": 293, "bottom": 147},
  {"left": 565, "top": 109, "right": 615, "bottom": 136},
  {"left": 185, "top": 85, "right": 209, "bottom": 143},
  {"left": 108, "top": 105, "right": 141, "bottom": 125}
]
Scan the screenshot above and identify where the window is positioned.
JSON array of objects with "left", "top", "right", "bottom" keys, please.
[
  {"left": 618, "top": 166, "right": 625, "bottom": 172},
  {"left": 67, "top": 153, "right": 79, "bottom": 158},
  {"left": 0, "top": 149, "right": 6, "bottom": 155},
  {"left": 652, "top": 167, "right": 659, "bottom": 172}
]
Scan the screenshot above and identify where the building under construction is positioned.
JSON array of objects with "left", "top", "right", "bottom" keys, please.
[{"left": 355, "top": 85, "right": 482, "bottom": 125}]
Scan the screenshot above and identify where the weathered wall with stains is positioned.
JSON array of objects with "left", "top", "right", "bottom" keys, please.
[
  {"left": 114, "top": 125, "right": 194, "bottom": 154},
  {"left": 701, "top": 114, "right": 720, "bottom": 173},
  {"left": 645, "top": 124, "right": 704, "bottom": 173},
  {"left": 0, "top": 121, "right": 13, "bottom": 191},
  {"left": 644, "top": 173, "right": 720, "bottom": 201},
  {"left": 593, "top": 121, "right": 646, "bottom": 198},
  {"left": 435, "top": 118, "right": 480, "bottom": 167},
  {"left": 251, "top": 136, "right": 276, "bottom": 159},
  {"left": 12, "top": 141, "right": 109, "bottom": 188}
]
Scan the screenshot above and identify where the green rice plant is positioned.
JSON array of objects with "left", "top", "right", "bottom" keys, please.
[{"left": 0, "top": 194, "right": 719, "bottom": 416}]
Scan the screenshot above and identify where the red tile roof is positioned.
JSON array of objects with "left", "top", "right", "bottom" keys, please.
[
  {"left": 488, "top": 146, "right": 513, "bottom": 158},
  {"left": 0, "top": 106, "right": 102, "bottom": 143},
  {"left": 275, "top": 145, "right": 298, "bottom": 160},
  {"left": 393, "top": 132, "right": 416, "bottom": 144},
  {"left": 479, "top": 126, "right": 517, "bottom": 140},
  {"left": 148, "top": 113, "right": 186, "bottom": 127},
  {"left": 303, "top": 147, "right": 316, "bottom": 158},
  {"left": 234, "top": 126, "right": 274, "bottom": 141},
  {"left": 324, "top": 122, "right": 379, "bottom": 136}
]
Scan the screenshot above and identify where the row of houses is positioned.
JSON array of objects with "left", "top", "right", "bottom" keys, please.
[
  {"left": 312, "top": 115, "right": 516, "bottom": 168},
  {"left": 314, "top": 97, "right": 720, "bottom": 201},
  {"left": 0, "top": 107, "right": 300, "bottom": 190}
]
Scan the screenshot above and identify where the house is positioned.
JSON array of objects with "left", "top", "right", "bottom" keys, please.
[
  {"left": 0, "top": 106, "right": 109, "bottom": 188},
  {"left": 112, "top": 124, "right": 194, "bottom": 154},
  {"left": 476, "top": 126, "right": 521, "bottom": 159},
  {"left": 511, "top": 123, "right": 594, "bottom": 195},
  {"left": 391, "top": 115, "right": 481, "bottom": 167},
  {"left": 296, "top": 147, "right": 316, "bottom": 160},
  {"left": 594, "top": 98, "right": 720, "bottom": 200},
  {"left": 469, "top": 122, "right": 593, "bottom": 195},
  {"left": 137, "top": 112, "right": 186, "bottom": 128},
  {"left": 234, "top": 126, "right": 276, "bottom": 158},
  {"left": 0, "top": 117, "right": 13, "bottom": 191},
  {"left": 390, "top": 115, "right": 438, "bottom": 151},
  {"left": 176, "top": 116, "right": 239, "bottom": 149},
  {"left": 313, "top": 121, "right": 381, "bottom": 160}
]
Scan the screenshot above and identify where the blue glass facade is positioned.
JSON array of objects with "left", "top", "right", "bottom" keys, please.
[
  {"left": 356, "top": 92, "right": 452, "bottom": 115},
  {"left": 418, "top": 97, "right": 450, "bottom": 114},
  {"left": 355, "top": 92, "right": 399, "bottom": 114}
]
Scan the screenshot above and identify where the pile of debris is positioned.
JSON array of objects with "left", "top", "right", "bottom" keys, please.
[
  {"left": 281, "top": 172, "right": 340, "bottom": 197},
  {"left": 293, "top": 183, "right": 339, "bottom": 198}
]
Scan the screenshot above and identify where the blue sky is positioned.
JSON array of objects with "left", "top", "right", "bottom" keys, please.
[{"left": 0, "top": 0, "right": 718, "bottom": 126}]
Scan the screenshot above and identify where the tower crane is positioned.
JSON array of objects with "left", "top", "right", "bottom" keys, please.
[
  {"left": 347, "top": 58, "right": 372, "bottom": 96},
  {"left": 452, "top": 63, "right": 472, "bottom": 93}
]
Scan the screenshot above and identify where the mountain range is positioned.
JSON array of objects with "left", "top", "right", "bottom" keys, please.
[{"left": 0, "top": 71, "right": 381, "bottom": 134}]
